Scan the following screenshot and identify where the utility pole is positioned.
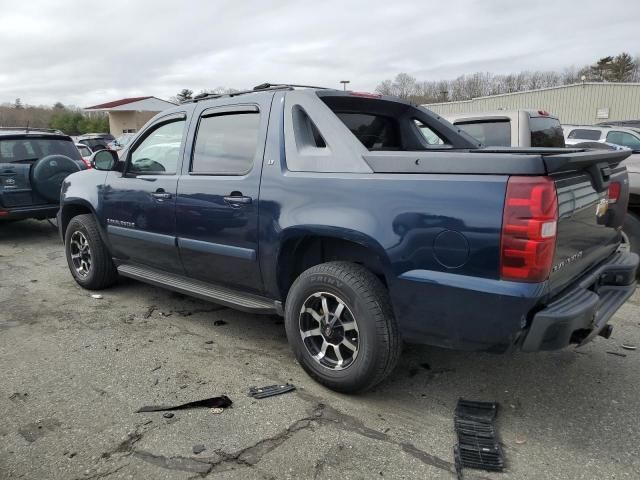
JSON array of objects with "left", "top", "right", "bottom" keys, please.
[{"left": 340, "top": 80, "right": 350, "bottom": 91}]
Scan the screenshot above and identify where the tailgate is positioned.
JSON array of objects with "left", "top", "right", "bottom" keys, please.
[
  {"left": 544, "top": 149, "right": 630, "bottom": 294},
  {"left": 0, "top": 162, "right": 40, "bottom": 208}
]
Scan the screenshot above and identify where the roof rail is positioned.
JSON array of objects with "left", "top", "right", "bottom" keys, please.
[
  {"left": 0, "top": 127, "right": 64, "bottom": 134},
  {"left": 185, "top": 83, "right": 331, "bottom": 104}
]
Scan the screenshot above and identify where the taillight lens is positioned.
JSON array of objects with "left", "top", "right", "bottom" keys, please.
[
  {"left": 608, "top": 181, "right": 620, "bottom": 204},
  {"left": 500, "top": 176, "right": 558, "bottom": 282}
]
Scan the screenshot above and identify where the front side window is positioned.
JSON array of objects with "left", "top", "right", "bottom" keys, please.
[
  {"left": 129, "top": 119, "right": 185, "bottom": 174},
  {"left": 191, "top": 112, "right": 260, "bottom": 175},
  {"left": 455, "top": 120, "right": 511, "bottom": 147},
  {"left": 567, "top": 128, "right": 601, "bottom": 140},
  {"left": 606, "top": 131, "right": 640, "bottom": 150}
]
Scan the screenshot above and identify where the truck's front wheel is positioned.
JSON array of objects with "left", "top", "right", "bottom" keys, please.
[
  {"left": 64, "top": 214, "right": 118, "bottom": 290},
  {"left": 284, "top": 262, "right": 400, "bottom": 393}
]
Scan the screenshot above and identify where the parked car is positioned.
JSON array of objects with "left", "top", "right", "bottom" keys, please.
[
  {"left": 58, "top": 85, "right": 637, "bottom": 392},
  {"left": 442, "top": 110, "right": 565, "bottom": 148},
  {"left": 0, "top": 128, "right": 86, "bottom": 221},
  {"left": 108, "top": 133, "right": 135, "bottom": 151},
  {"left": 75, "top": 143, "right": 93, "bottom": 168},
  {"left": 563, "top": 125, "right": 640, "bottom": 150},
  {"left": 563, "top": 125, "right": 640, "bottom": 255},
  {"left": 77, "top": 133, "right": 115, "bottom": 152}
]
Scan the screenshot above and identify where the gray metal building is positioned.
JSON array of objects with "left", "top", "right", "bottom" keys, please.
[{"left": 424, "top": 82, "right": 640, "bottom": 125}]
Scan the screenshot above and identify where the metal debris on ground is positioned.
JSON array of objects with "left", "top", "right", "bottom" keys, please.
[
  {"left": 192, "top": 444, "right": 206, "bottom": 454},
  {"left": 91, "top": 294, "right": 103, "bottom": 299},
  {"left": 453, "top": 399, "right": 504, "bottom": 479},
  {"left": 163, "top": 412, "right": 174, "bottom": 419},
  {"left": 248, "top": 383, "right": 296, "bottom": 399},
  {"left": 621, "top": 344, "right": 637, "bottom": 351},
  {"left": 209, "top": 407, "right": 224, "bottom": 414},
  {"left": 136, "top": 395, "right": 232, "bottom": 413},
  {"left": 606, "top": 351, "right": 627, "bottom": 357}
]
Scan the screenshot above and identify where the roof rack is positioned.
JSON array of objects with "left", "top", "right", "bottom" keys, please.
[
  {"left": 0, "top": 127, "right": 64, "bottom": 134},
  {"left": 185, "top": 83, "right": 331, "bottom": 104}
]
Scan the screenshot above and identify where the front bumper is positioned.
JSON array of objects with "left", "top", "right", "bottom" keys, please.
[{"left": 521, "top": 251, "right": 638, "bottom": 352}]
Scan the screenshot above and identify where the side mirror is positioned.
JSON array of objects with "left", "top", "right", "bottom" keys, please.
[{"left": 91, "top": 149, "right": 119, "bottom": 171}]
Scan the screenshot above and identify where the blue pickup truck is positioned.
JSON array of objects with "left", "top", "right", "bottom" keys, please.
[{"left": 58, "top": 84, "right": 638, "bottom": 392}]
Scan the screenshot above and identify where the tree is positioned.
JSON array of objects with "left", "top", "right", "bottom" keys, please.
[
  {"left": 14, "top": 98, "right": 23, "bottom": 109},
  {"left": 53, "top": 102, "right": 65, "bottom": 110},
  {"left": 176, "top": 89, "right": 193, "bottom": 102},
  {"left": 609, "top": 53, "right": 636, "bottom": 82}
]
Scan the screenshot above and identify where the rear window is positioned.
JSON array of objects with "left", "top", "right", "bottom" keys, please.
[
  {"left": 0, "top": 138, "right": 81, "bottom": 163},
  {"left": 335, "top": 113, "right": 400, "bottom": 150},
  {"left": 530, "top": 117, "right": 565, "bottom": 148},
  {"left": 455, "top": 120, "right": 511, "bottom": 147},
  {"left": 567, "top": 128, "right": 601, "bottom": 141}
]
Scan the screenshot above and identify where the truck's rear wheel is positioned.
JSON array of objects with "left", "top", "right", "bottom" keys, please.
[
  {"left": 64, "top": 214, "right": 117, "bottom": 290},
  {"left": 284, "top": 262, "right": 400, "bottom": 393}
]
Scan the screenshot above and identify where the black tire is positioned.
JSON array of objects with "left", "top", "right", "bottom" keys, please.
[
  {"left": 623, "top": 211, "right": 640, "bottom": 256},
  {"left": 284, "top": 262, "right": 401, "bottom": 393},
  {"left": 64, "top": 214, "right": 117, "bottom": 290}
]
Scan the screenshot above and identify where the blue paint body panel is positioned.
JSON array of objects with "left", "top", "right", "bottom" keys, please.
[{"left": 59, "top": 88, "right": 634, "bottom": 353}]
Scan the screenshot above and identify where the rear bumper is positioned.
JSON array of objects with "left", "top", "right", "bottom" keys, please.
[
  {"left": 521, "top": 251, "right": 638, "bottom": 351},
  {"left": 0, "top": 204, "right": 58, "bottom": 220},
  {"left": 390, "top": 251, "right": 638, "bottom": 353}
]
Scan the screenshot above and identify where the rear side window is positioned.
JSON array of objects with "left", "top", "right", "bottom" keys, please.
[
  {"left": 192, "top": 113, "right": 260, "bottom": 175},
  {"left": 0, "top": 138, "right": 81, "bottom": 163},
  {"left": 529, "top": 117, "right": 565, "bottom": 147},
  {"left": 567, "top": 129, "right": 601, "bottom": 140},
  {"left": 455, "top": 120, "right": 511, "bottom": 147},
  {"left": 606, "top": 131, "right": 640, "bottom": 150}
]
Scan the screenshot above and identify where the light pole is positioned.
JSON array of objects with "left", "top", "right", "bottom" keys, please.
[{"left": 340, "top": 80, "right": 350, "bottom": 91}]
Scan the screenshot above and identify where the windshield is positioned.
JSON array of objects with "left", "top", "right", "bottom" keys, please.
[
  {"left": 0, "top": 137, "right": 82, "bottom": 163},
  {"left": 530, "top": 117, "right": 565, "bottom": 147}
]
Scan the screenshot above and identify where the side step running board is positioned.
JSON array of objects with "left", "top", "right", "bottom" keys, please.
[{"left": 117, "top": 264, "right": 279, "bottom": 315}]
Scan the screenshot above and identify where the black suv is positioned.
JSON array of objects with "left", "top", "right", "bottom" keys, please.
[
  {"left": 77, "top": 133, "right": 115, "bottom": 152},
  {"left": 0, "top": 128, "right": 86, "bottom": 221}
]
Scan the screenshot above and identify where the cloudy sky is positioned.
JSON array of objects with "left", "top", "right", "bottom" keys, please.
[{"left": 0, "top": 0, "right": 638, "bottom": 107}]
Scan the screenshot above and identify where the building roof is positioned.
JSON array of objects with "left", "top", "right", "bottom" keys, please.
[{"left": 85, "top": 96, "right": 176, "bottom": 112}]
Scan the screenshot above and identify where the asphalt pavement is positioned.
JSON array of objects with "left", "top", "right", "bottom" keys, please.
[{"left": 1, "top": 220, "right": 639, "bottom": 479}]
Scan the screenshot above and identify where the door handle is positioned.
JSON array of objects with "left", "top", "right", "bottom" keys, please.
[
  {"left": 151, "top": 191, "right": 172, "bottom": 199},
  {"left": 223, "top": 194, "right": 252, "bottom": 205}
]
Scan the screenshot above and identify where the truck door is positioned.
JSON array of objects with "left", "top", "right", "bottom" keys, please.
[
  {"left": 176, "top": 96, "right": 272, "bottom": 293},
  {"left": 102, "top": 113, "right": 187, "bottom": 273}
]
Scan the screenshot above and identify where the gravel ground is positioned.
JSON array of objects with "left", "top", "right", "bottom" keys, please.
[{"left": 1, "top": 219, "right": 639, "bottom": 480}]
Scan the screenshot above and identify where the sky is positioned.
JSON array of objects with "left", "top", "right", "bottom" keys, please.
[{"left": 0, "top": 0, "right": 638, "bottom": 107}]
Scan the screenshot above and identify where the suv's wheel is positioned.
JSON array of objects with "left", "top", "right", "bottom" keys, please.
[
  {"left": 64, "top": 214, "right": 117, "bottom": 290},
  {"left": 284, "top": 262, "right": 401, "bottom": 393}
]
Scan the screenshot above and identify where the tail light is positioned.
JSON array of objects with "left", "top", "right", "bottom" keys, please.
[
  {"left": 500, "top": 176, "right": 558, "bottom": 282},
  {"left": 0, "top": 209, "right": 8, "bottom": 217},
  {"left": 608, "top": 181, "right": 620, "bottom": 204}
]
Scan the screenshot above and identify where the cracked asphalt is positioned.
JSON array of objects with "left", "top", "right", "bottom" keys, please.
[{"left": 1, "top": 219, "right": 640, "bottom": 480}]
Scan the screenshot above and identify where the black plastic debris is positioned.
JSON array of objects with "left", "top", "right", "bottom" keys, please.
[
  {"left": 213, "top": 320, "right": 227, "bottom": 326},
  {"left": 192, "top": 444, "right": 206, "bottom": 454},
  {"left": 248, "top": 384, "right": 296, "bottom": 399},
  {"left": 454, "top": 399, "right": 504, "bottom": 478},
  {"left": 137, "top": 395, "right": 232, "bottom": 413}
]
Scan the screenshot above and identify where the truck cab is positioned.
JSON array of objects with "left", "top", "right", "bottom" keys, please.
[{"left": 443, "top": 109, "right": 565, "bottom": 148}]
